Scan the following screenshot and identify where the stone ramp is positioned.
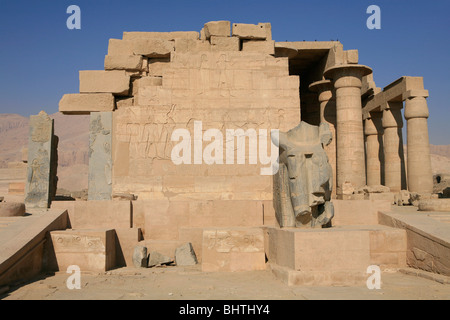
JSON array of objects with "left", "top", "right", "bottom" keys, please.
[
  {"left": 379, "top": 207, "right": 450, "bottom": 276},
  {"left": 0, "top": 209, "right": 68, "bottom": 287}
]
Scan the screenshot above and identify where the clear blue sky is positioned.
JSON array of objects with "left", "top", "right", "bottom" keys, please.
[{"left": 0, "top": 0, "right": 449, "bottom": 144}]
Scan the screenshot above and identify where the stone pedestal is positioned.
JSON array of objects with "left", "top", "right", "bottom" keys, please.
[
  {"left": 324, "top": 65, "right": 372, "bottom": 197},
  {"left": 50, "top": 229, "right": 116, "bottom": 272},
  {"left": 364, "top": 112, "right": 384, "bottom": 186},
  {"left": 267, "top": 225, "right": 406, "bottom": 286},
  {"left": 403, "top": 90, "right": 433, "bottom": 194},
  {"left": 382, "top": 102, "right": 406, "bottom": 193}
]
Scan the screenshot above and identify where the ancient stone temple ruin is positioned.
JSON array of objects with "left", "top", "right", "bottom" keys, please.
[{"left": 1, "top": 21, "right": 448, "bottom": 288}]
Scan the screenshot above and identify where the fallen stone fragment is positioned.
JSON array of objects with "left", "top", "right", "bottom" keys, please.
[
  {"left": 132, "top": 245, "right": 148, "bottom": 268},
  {"left": 0, "top": 202, "right": 26, "bottom": 217},
  {"left": 175, "top": 243, "right": 198, "bottom": 266},
  {"left": 148, "top": 251, "right": 174, "bottom": 268}
]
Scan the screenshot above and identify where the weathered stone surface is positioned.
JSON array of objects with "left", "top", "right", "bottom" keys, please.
[
  {"left": 115, "top": 228, "right": 142, "bottom": 267},
  {"left": 357, "top": 185, "right": 391, "bottom": 194},
  {"left": 88, "top": 112, "right": 113, "bottom": 201},
  {"left": 272, "top": 121, "right": 334, "bottom": 228},
  {"left": 25, "top": 111, "right": 58, "bottom": 209},
  {"left": 232, "top": 23, "right": 269, "bottom": 40},
  {"left": 175, "top": 243, "right": 198, "bottom": 266},
  {"left": 0, "top": 202, "right": 25, "bottom": 217},
  {"left": 59, "top": 93, "right": 116, "bottom": 115},
  {"left": 419, "top": 199, "right": 450, "bottom": 212},
  {"left": 210, "top": 36, "right": 239, "bottom": 51},
  {"left": 202, "top": 228, "right": 265, "bottom": 272},
  {"left": 148, "top": 251, "right": 174, "bottom": 268},
  {"left": 80, "top": 71, "right": 130, "bottom": 96},
  {"left": 50, "top": 229, "right": 116, "bottom": 272},
  {"left": 132, "top": 245, "right": 148, "bottom": 268},
  {"left": 242, "top": 40, "right": 275, "bottom": 55},
  {"left": 104, "top": 55, "right": 143, "bottom": 71},
  {"left": 133, "top": 39, "right": 175, "bottom": 58},
  {"left": 204, "top": 21, "right": 231, "bottom": 39}
]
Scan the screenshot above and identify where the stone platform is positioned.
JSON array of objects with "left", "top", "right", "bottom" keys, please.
[{"left": 266, "top": 225, "right": 407, "bottom": 286}]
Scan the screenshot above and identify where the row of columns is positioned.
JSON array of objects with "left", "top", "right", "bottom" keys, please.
[{"left": 309, "top": 65, "right": 433, "bottom": 198}]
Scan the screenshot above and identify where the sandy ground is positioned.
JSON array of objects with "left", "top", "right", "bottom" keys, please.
[{"left": 1, "top": 266, "right": 449, "bottom": 301}]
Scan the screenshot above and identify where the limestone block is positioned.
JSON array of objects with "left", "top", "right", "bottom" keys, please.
[
  {"left": 133, "top": 39, "right": 175, "bottom": 58},
  {"left": 202, "top": 228, "right": 265, "bottom": 272},
  {"left": 242, "top": 40, "right": 275, "bottom": 55},
  {"left": 108, "top": 39, "right": 134, "bottom": 56},
  {"left": 132, "top": 245, "right": 148, "bottom": 268},
  {"left": 419, "top": 199, "right": 450, "bottom": 212},
  {"left": 79, "top": 71, "right": 131, "bottom": 96},
  {"left": 332, "top": 199, "right": 391, "bottom": 226},
  {"left": 174, "top": 39, "right": 211, "bottom": 53},
  {"left": 0, "top": 202, "right": 25, "bottom": 217},
  {"left": 104, "top": 55, "right": 143, "bottom": 71},
  {"left": 59, "top": 93, "right": 116, "bottom": 115},
  {"left": 148, "top": 251, "right": 173, "bottom": 267},
  {"left": 135, "top": 86, "right": 172, "bottom": 105},
  {"left": 55, "top": 200, "right": 131, "bottom": 230},
  {"left": 210, "top": 36, "right": 239, "bottom": 51},
  {"left": 115, "top": 97, "right": 134, "bottom": 109},
  {"left": 25, "top": 111, "right": 57, "bottom": 209},
  {"left": 132, "top": 76, "right": 162, "bottom": 95},
  {"left": 345, "top": 50, "right": 359, "bottom": 64},
  {"left": 204, "top": 21, "right": 231, "bottom": 39},
  {"left": 115, "top": 228, "right": 142, "bottom": 267},
  {"left": 232, "top": 23, "right": 268, "bottom": 40},
  {"left": 88, "top": 112, "right": 113, "bottom": 201},
  {"left": 123, "top": 31, "right": 199, "bottom": 41},
  {"left": 8, "top": 182, "right": 25, "bottom": 195},
  {"left": 175, "top": 243, "right": 198, "bottom": 266},
  {"left": 50, "top": 229, "right": 116, "bottom": 272}
]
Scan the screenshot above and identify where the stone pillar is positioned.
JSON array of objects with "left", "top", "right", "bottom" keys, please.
[
  {"left": 25, "top": 111, "right": 58, "bottom": 209},
  {"left": 364, "top": 112, "right": 384, "bottom": 187},
  {"left": 382, "top": 102, "right": 407, "bottom": 192},
  {"left": 309, "top": 80, "right": 337, "bottom": 198},
  {"left": 403, "top": 90, "right": 433, "bottom": 194},
  {"left": 88, "top": 112, "right": 113, "bottom": 201},
  {"left": 324, "top": 64, "right": 372, "bottom": 197}
]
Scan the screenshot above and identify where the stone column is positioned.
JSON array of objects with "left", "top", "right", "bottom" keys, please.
[
  {"left": 25, "top": 111, "right": 58, "bottom": 209},
  {"left": 403, "top": 90, "right": 433, "bottom": 194},
  {"left": 382, "top": 102, "right": 407, "bottom": 192},
  {"left": 309, "top": 80, "right": 336, "bottom": 198},
  {"left": 364, "top": 112, "right": 384, "bottom": 187},
  {"left": 88, "top": 112, "right": 113, "bottom": 201},
  {"left": 324, "top": 64, "right": 372, "bottom": 197}
]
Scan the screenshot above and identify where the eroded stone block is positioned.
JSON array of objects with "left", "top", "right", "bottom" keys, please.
[
  {"left": 59, "top": 93, "right": 115, "bottom": 115},
  {"left": 204, "top": 21, "right": 231, "bottom": 39},
  {"left": 50, "top": 229, "right": 116, "bottom": 272},
  {"left": 104, "top": 55, "right": 143, "bottom": 71},
  {"left": 232, "top": 23, "right": 269, "bottom": 40},
  {"left": 80, "top": 71, "right": 130, "bottom": 96},
  {"left": 202, "top": 228, "right": 265, "bottom": 272}
]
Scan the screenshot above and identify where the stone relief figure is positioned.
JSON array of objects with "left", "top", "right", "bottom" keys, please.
[{"left": 272, "top": 121, "right": 334, "bottom": 228}]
